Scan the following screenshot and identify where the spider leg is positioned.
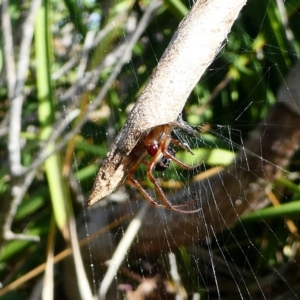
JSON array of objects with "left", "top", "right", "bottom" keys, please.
[
  {"left": 168, "top": 121, "right": 200, "bottom": 154},
  {"left": 146, "top": 151, "right": 174, "bottom": 209},
  {"left": 167, "top": 121, "right": 199, "bottom": 136},
  {"left": 147, "top": 141, "right": 200, "bottom": 213},
  {"left": 147, "top": 164, "right": 200, "bottom": 213},
  {"left": 171, "top": 138, "right": 194, "bottom": 155},
  {"left": 128, "top": 174, "right": 167, "bottom": 208},
  {"left": 163, "top": 146, "right": 203, "bottom": 170},
  {"left": 128, "top": 150, "right": 166, "bottom": 208}
]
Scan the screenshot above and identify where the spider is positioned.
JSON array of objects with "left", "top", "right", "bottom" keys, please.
[{"left": 128, "top": 121, "right": 203, "bottom": 213}]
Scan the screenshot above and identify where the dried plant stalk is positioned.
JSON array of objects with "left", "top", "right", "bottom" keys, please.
[{"left": 87, "top": 0, "right": 247, "bottom": 206}]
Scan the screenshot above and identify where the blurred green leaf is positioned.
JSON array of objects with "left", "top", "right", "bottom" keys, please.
[{"left": 242, "top": 200, "right": 300, "bottom": 221}]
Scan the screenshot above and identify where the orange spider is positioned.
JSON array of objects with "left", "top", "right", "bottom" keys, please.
[{"left": 128, "top": 121, "right": 203, "bottom": 213}]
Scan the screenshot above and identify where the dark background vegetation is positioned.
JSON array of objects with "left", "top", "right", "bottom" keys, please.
[{"left": 0, "top": 0, "right": 300, "bottom": 299}]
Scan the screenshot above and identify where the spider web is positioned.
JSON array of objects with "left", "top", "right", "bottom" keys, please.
[
  {"left": 65, "top": 2, "right": 300, "bottom": 299},
  {"left": 74, "top": 1, "right": 300, "bottom": 300}
]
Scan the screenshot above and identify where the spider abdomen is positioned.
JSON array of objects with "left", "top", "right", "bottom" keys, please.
[{"left": 154, "top": 148, "right": 176, "bottom": 172}]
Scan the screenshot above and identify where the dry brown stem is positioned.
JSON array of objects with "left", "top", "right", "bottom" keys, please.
[{"left": 88, "top": 0, "right": 247, "bottom": 206}]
